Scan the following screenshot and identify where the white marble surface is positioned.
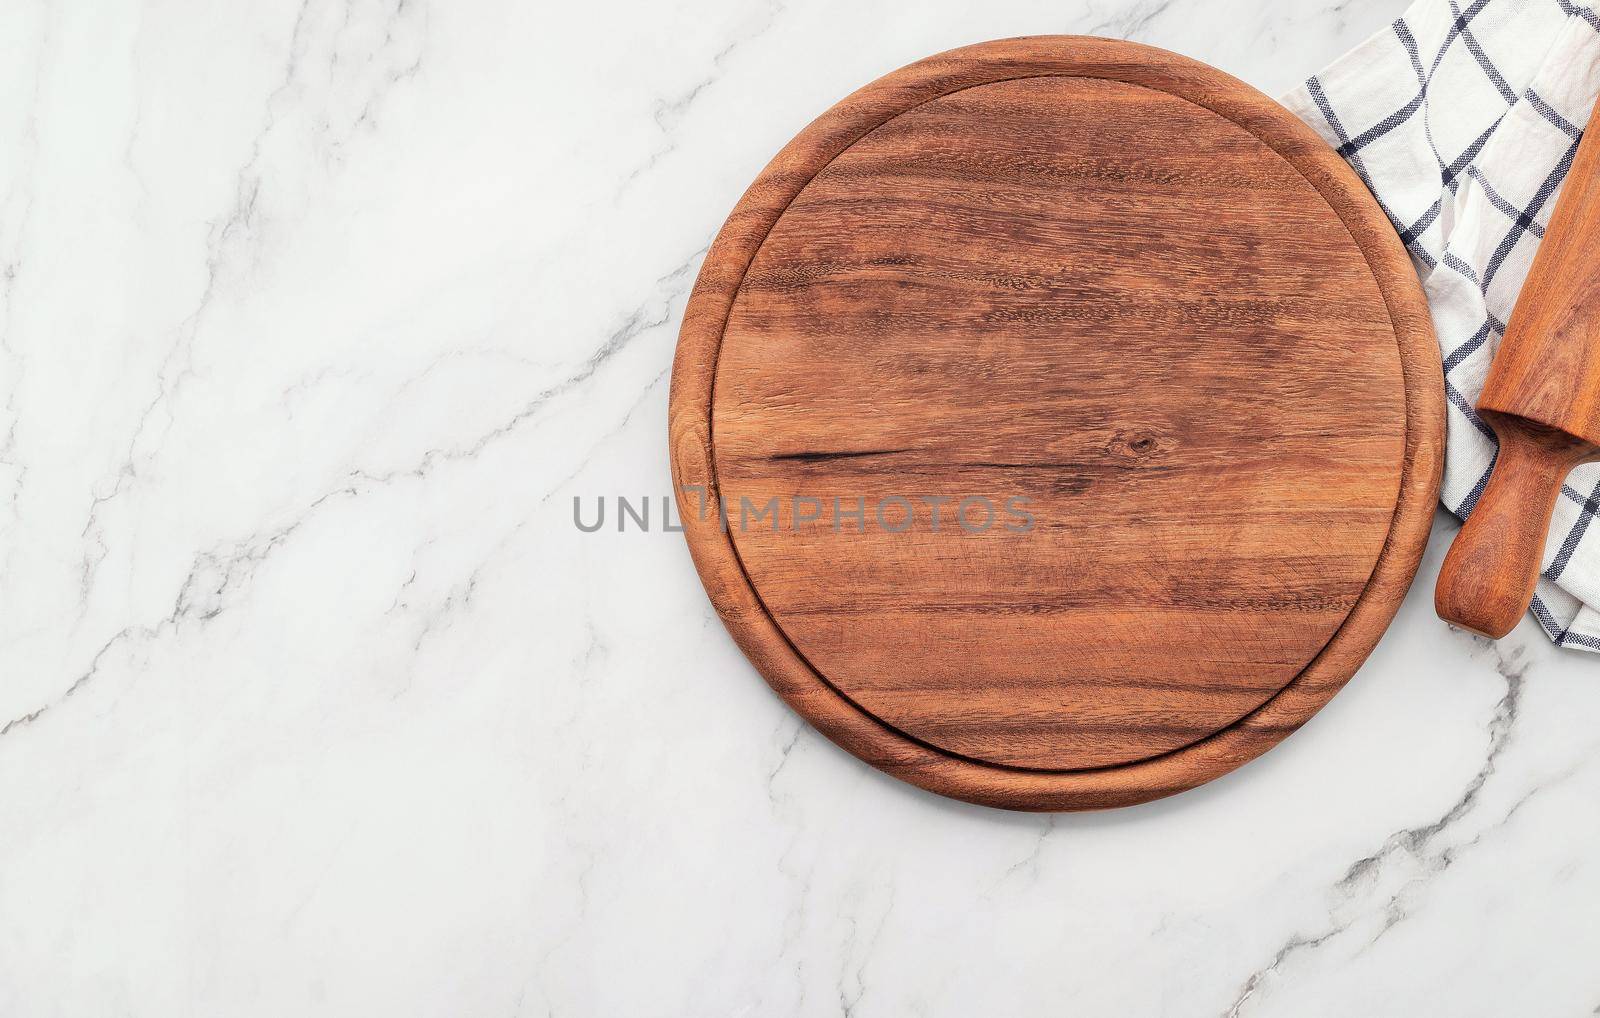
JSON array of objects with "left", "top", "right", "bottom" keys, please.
[{"left": 3, "top": 0, "right": 1599, "bottom": 1014}]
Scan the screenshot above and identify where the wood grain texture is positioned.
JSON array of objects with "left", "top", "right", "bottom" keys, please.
[
  {"left": 1434, "top": 90, "right": 1600, "bottom": 639},
  {"left": 670, "top": 36, "right": 1443, "bottom": 811}
]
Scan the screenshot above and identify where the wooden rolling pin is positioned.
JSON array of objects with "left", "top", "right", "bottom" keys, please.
[{"left": 1435, "top": 93, "right": 1600, "bottom": 639}]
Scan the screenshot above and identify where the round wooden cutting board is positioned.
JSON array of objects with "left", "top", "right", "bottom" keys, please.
[{"left": 670, "top": 36, "right": 1443, "bottom": 811}]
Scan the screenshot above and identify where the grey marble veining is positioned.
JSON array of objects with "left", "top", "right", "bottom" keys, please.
[{"left": 3, "top": 0, "right": 1598, "bottom": 1015}]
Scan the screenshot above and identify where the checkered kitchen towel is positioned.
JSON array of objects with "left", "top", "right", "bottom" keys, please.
[{"left": 1282, "top": 0, "right": 1600, "bottom": 649}]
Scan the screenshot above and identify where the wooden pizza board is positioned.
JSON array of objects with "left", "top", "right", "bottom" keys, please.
[{"left": 669, "top": 36, "right": 1444, "bottom": 811}]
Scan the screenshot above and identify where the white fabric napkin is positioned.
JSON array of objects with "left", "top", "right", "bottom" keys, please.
[{"left": 1282, "top": 0, "right": 1600, "bottom": 649}]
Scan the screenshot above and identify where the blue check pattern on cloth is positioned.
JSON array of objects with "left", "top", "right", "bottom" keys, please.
[{"left": 1283, "top": 0, "right": 1600, "bottom": 649}]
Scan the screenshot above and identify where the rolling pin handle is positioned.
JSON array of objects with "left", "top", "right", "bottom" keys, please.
[{"left": 1435, "top": 418, "right": 1597, "bottom": 639}]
